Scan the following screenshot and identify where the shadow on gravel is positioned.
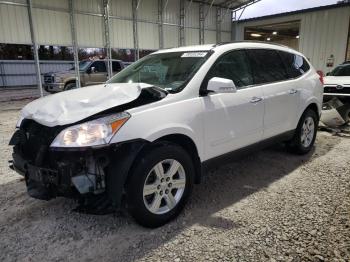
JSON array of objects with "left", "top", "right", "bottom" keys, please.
[{"left": 0, "top": 134, "right": 341, "bottom": 261}]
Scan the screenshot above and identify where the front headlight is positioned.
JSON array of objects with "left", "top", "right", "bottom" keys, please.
[
  {"left": 50, "top": 112, "right": 130, "bottom": 148},
  {"left": 54, "top": 75, "right": 63, "bottom": 83}
]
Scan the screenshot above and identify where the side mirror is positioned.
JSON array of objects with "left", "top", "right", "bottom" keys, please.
[
  {"left": 89, "top": 66, "right": 96, "bottom": 74},
  {"left": 207, "top": 77, "right": 237, "bottom": 93}
]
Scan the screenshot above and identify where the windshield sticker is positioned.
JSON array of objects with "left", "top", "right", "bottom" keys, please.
[{"left": 181, "top": 52, "right": 207, "bottom": 58}]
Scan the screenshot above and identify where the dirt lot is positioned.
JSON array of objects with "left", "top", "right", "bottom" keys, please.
[{"left": 0, "top": 100, "right": 349, "bottom": 262}]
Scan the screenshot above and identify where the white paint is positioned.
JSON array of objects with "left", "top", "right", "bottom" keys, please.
[
  {"left": 20, "top": 83, "right": 150, "bottom": 127},
  {"left": 19, "top": 42, "right": 323, "bottom": 162}
]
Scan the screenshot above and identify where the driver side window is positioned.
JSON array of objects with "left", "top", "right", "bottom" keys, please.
[
  {"left": 206, "top": 50, "right": 253, "bottom": 89},
  {"left": 91, "top": 61, "right": 107, "bottom": 73}
]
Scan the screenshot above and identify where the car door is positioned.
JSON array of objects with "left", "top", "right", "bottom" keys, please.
[
  {"left": 86, "top": 61, "right": 108, "bottom": 86},
  {"left": 246, "top": 49, "right": 298, "bottom": 139},
  {"left": 201, "top": 50, "right": 265, "bottom": 160}
]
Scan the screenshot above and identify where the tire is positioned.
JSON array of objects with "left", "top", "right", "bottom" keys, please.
[
  {"left": 126, "top": 143, "right": 194, "bottom": 228},
  {"left": 64, "top": 82, "right": 77, "bottom": 91},
  {"left": 287, "top": 108, "right": 318, "bottom": 155}
]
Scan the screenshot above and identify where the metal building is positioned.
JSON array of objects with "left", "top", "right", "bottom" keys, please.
[
  {"left": 234, "top": 3, "right": 350, "bottom": 73},
  {"left": 0, "top": 0, "right": 258, "bottom": 93}
]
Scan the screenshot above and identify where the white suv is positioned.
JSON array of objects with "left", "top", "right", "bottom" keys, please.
[{"left": 9, "top": 42, "right": 323, "bottom": 227}]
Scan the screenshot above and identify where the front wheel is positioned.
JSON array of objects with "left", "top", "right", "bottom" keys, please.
[
  {"left": 64, "top": 82, "right": 78, "bottom": 91},
  {"left": 287, "top": 109, "right": 318, "bottom": 154},
  {"left": 126, "top": 144, "right": 194, "bottom": 228}
]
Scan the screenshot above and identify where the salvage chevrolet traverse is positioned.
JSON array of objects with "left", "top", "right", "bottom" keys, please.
[{"left": 9, "top": 42, "right": 323, "bottom": 228}]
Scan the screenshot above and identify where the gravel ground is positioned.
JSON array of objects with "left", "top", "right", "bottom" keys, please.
[{"left": 0, "top": 100, "right": 349, "bottom": 262}]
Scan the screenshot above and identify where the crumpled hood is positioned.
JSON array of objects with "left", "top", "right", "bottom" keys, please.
[{"left": 21, "top": 83, "right": 152, "bottom": 127}]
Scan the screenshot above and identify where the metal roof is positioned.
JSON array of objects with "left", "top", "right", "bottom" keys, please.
[
  {"left": 238, "top": 2, "right": 350, "bottom": 22},
  {"left": 192, "top": 0, "right": 261, "bottom": 11}
]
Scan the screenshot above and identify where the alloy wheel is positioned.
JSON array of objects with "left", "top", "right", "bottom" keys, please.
[
  {"left": 143, "top": 159, "right": 186, "bottom": 215},
  {"left": 300, "top": 116, "right": 315, "bottom": 147}
]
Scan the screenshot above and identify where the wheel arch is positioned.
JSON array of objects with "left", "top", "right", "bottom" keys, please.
[
  {"left": 154, "top": 133, "right": 202, "bottom": 184},
  {"left": 64, "top": 79, "right": 81, "bottom": 89},
  {"left": 304, "top": 102, "right": 320, "bottom": 120}
]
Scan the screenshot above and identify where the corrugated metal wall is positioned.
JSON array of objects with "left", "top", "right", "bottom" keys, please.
[
  {"left": 0, "top": 60, "right": 74, "bottom": 86},
  {"left": 0, "top": 0, "right": 233, "bottom": 87},
  {"left": 0, "top": 4, "right": 31, "bottom": 44},
  {"left": 0, "top": 0, "right": 233, "bottom": 50},
  {"left": 235, "top": 6, "right": 350, "bottom": 72}
]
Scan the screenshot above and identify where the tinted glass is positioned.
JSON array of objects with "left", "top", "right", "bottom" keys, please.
[
  {"left": 206, "top": 50, "right": 253, "bottom": 88},
  {"left": 92, "top": 61, "right": 107, "bottom": 72},
  {"left": 108, "top": 51, "right": 210, "bottom": 93},
  {"left": 77, "top": 60, "right": 91, "bottom": 71},
  {"left": 112, "top": 61, "right": 122, "bottom": 72},
  {"left": 247, "top": 49, "right": 288, "bottom": 84},
  {"left": 278, "top": 51, "right": 310, "bottom": 78},
  {"left": 300, "top": 57, "right": 310, "bottom": 73},
  {"left": 329, "top": 64, "right": 350, "bottom": 76}
]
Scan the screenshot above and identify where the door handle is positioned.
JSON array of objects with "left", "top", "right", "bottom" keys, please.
[
  {"left": 289, "top": 89, "right": 298, "bottom": 94},
  {"left": 250, "top": 97, "right": 263, "bottom": 103}
]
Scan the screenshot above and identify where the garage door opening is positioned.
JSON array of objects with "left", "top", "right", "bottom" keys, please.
[{"left": 244, "top": 21, "right": 300, "bottom": 50}]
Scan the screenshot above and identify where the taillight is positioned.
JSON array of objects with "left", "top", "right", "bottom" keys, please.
[{"left": 316, "top": 70, "right": 324, "bottom": 85}]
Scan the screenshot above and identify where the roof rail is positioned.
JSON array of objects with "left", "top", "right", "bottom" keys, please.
[{"left": 214, "top": 40, "right": 292, "bottom": 49}]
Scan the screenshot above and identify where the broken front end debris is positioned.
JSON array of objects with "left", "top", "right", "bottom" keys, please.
[{"left": 9, "top": 119, "right": 147, "bottom": 214}]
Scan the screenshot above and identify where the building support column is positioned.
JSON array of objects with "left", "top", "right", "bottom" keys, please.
[
  {"left": 216, "top": 7, "right": 221, "bottom": 43},
  {"left": 103, "top": 0, "right": 112, "bottom": 79},
  {"left": 27, "top": 0, "right": 43, "bottom": 96},
  {"left": 132, "top": 0, "right": 140, "bottom": 61},
  {"left": 179, "top": 0, "right": 185, "bottom": 46},
  {"left": 231, "top": 10, "right": 235, "bottom": 41},
  {"left": 199, "top": 3, "right": 204, "bottom": 45},
  {"left": 69, "top": 0, "right": 81, "bottom": 89},
  {"left": 158, "top": 0, "right": 164, "bottom": 49}
]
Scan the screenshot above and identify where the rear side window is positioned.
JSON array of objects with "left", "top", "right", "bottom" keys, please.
[
  {"left": 247, "top": 49, "right": 288, "bottom": 84},
  {"left": 205, "top": 50, "right": 253, "bottom": 89},
  {"left": 278, "top": 51, "right": 310, "bottom": 78},
  {"left": 112, "top": 61, "right": 122, "bottom": 72}
]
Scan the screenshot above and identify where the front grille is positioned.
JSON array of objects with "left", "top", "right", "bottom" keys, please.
[
  {"left": 44, "top": 75, "right": 54, "bottom": 84},
  {"left": 324, "top": 85, "right": 350, "bottom": 94}
]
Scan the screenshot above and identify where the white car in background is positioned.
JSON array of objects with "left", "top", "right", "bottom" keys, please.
[
  {"left": 324, "top": 63, "right": 350, "bottom": 100},
  {"left": 9, "top": 42, "right": 323, "bottom": 227},
  {"left": 321, "top": 63, "right": 350, "bottom": 126}
]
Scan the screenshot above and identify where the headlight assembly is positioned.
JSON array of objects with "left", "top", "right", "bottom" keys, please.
[
  {"left": 50, "top": 112, "right": 130, "bottom": 148},
  {"left": 54, "top": 75, "right": 63, "bottom": 82}
]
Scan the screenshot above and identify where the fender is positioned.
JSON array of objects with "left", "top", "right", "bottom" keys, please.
[
  {"left": 143, "top": 124, "right": 204, "bottom": 160},
  {"left": 297, "top": 96, "right": 322, "bottom": 121}
]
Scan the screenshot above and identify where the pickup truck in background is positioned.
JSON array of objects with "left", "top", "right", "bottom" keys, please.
[{"left": 43, "top": 59, "right": 125, "bottom": 93}]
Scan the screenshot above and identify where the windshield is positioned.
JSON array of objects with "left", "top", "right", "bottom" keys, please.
[
  {"left": 329, "top": 65, "right": 350, "bottom": 76},
  {"left": 107, "top": 51, "right": 210, "bottom": 93},
  {"left": 70, "top": 60, "right": 92, "bottom": 71}
]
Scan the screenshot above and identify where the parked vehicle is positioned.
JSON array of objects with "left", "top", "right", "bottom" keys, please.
[
  {"left": 322, "top": 63, "right": 350, "bottom": 124},
  {"left": 43, "top": 59, "right": 125, "bottom": 93},
  {"left": 9, "top": 42, "right": 323, "bottom": 227},
  {"left": 324, "top": 63, "right": 350, "bottom": 102}
]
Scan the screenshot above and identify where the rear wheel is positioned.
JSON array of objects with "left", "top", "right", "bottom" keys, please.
[
  {"left": 126, "top": 144, "right": 194, "bottom": 228},
  {"left": 287, "top": 109, "right": 318, "bottom": 154}
]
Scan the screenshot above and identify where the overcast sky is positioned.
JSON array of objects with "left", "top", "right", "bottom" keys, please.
[{"left": 239, "top": 0, "right": 339, "bottom": 19}]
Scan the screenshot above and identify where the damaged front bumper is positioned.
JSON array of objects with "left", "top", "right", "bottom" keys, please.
[{"left": 9, "top": 121, "right": 147, "bottom": 211}]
